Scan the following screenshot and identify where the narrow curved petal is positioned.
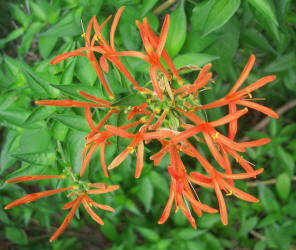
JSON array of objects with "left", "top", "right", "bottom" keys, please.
[
  {"left": 229, "top": 54, "right": 255, "bottom": 94},
  {"left": 156, "top": 15, "right": 170, "bottom": 57},
  {"left": 50, "top": 195, "right": 83, "bottom": 242},
  {"left": 213, "top": 181, "right": 228, "bottom": 225},
  {"left": 237, "top": 100, "right": 278, "bottom": 118},
  {"left": 150, "top": 65, "right": 163, "bottom": 100},
  {"left": 6, "top": 175, "right": 64, "bottom": 183},
  {"left": 135, "top": 141, "right": 144, "bottom": 178},
  {"left": 110, "top": 6, "right": 125, "bottom": 50}
]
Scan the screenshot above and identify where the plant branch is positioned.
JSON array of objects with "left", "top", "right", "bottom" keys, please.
[
  {"left": 246, "top": 176, "right": 296, "bottom": 187},
  {"left": 153, "top": 0, "right": 178, "bottom": 15}
]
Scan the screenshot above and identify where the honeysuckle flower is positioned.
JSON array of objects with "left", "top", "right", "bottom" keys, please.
[
  {"left": 194, "top": 55, "right": 278, "bottom": 139},
  {"left": 180, "top": 141, "right": 262, "bottom": 225},
  {"left": 158, "top": 145, "right": 218, "bottom": 228},
  {"left": 111, "top": 15, "right": 170, "bottom": 100},
  {"left": 174, "top": 63, "right": 213, "bottom": 98},
  {"left": 91, "top": 7, "right": 140, "bottom": 89},
  {"left": 5, "top": 174, "right": 119, "bottom": 242},
  {"left": 171, "top": 107, "right": 248, "bottom": 169},
  {"left": 50, "top": 16, "right": 115, "bottom": 98},
  {"left": 127, "top": 103, "right": 150, "bottom": 120},
  {"left": 81, "top": 119, "right": 144, "bottom": 176}
]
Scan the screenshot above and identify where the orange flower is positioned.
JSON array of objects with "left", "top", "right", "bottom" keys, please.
[
  {"left": 158, "top": 145, "right": 217, "bottom": 228},
  {"left": 81, "top": 119, "right": 144, "bottom": 176},
  {"left": 50, "top": 16, "right": 114, "bottom": 98},
  {"left": 92, "top": 7, "right": 140, "bottom": 88},
  {"left": 180, "top": 141, "right": 262, "bottom": 225},
  {"left": 6, "top": 175, "right": 65, "bottom": 183},
  {"left": 104, "top": 112, "right": 174, "bottom": 178},
  {"left": 127, "top": 103, "right": 150, "bottom": 120},
  {"left": 112, "top": 15, "right": 170, "bottom": 100},
  {"left": 194, "top": 55, "right": 278, "bottom": 139},
  {"left": 171, "top": 107, "right": 248, "bottom": 169},
  {"left": 50, "top": 184, "right": 119, "bottom": 242}
]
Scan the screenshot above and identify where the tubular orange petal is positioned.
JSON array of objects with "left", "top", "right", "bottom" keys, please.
[
  {"left": 78, "top": 91, "right": 111, "bottom": 105},
  {"left": 221, "top": 168, "right": 264, "bottom": 179},
  {"left": 236, "top": 100, "right": 279, "bottom": 118},
  {"left": 100, "top": 56, "right": 109, "bottom": 73},
  {"left": 208, "top": 108, "right": 248, "bottom": 128},
  {"left": 108, "top": 147, "right": 131, "bottom": 170},
  {"left": 235, "top": 75, "right": 276, "bottom": 98},
  {"left": 104, "top": 125, "right": 134, "bottom": 138},
  {"left": 222, "top": 180, "right": 259, "bottom": 202},
  {"left": 203, "top": 132, "right": 227, "bottom": 169},
  {"left": 62, "top": 198, "right": 78, "bottom": 210},
  {"left": 170, "top": 126, "right": 202, "bottom": 144},
  {"left": 135, "top": 141, "right": 144, "bottom": 178},
  {"left": 87, "top": 185, "right": 119, "bottom": 194},
  {"left": 228, "top": 103, "right": 237, "bottom": 140},
  {"left": 50, "top": 49, "right": 87, "bottom": 65},
  {"left": 80, "top": 143, "right": 100, "bottom": 176},
  {"left": 149, "top": 109, "right": 168, "bottom": 130},
  {"left": 85, "top": 107, "right": 96, "bottom": 131},
  {"left": 213, "top": 181, "right": 228, "bottom": 225},
  {"left": 5, "top": 187, "right": 73, "bottom": 210},
  {"left": 156, "top": 15, "right": 169, "bottom": 57},
  {"left": 6, "top": 175, "right": 64, "bottom": 183},
  {"left": 50, "top": 195, "right": 83, "bottom": 242},
  {"left": 99, "top": 143, "right": 109, "bottom": 177},
  {"left": 150, "top": 65, "right": 163, "bottom": 100},
  {"left": 158, "top": 184, "right": 174, "bottom": 224},
  {"left": 183, "top": 191, "right": 218, "bottom": 214},
  {"left": 35, "top": 99, "right": 107, "bottom": 108},
  {"left": 143, "top": 130, "right": 174, "bottom": 140},
  {"left": 112, "top": 51, "right": 147, "bottom": 61},
  {"left": 110, "top": 6, "right": 124, "bottom": 50},
  {"left": 239, "top": 138, "right": 270, "bottom": 148},
  {"left": 82, "top": 198, "right": 104, "bottom": 225},
  {"left": 229, "top": 54, "right": 256, "bottom": 94}
]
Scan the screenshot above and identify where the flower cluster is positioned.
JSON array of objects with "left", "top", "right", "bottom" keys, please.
[{"left": 5, "top": 6, "right": 278, "bottom": 242}]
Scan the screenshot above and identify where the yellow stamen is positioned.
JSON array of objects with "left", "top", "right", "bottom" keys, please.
[
  {"left": 127, "top": 147, "right": 135, "bottom": 154},
  {"left": 226, "top": 190, "right": 233, "bottom": 196},
  {"left": 211, "top": 132, "right": 219, "bottom": 140},
  {"left": 247, "top": 92, "right": 253, "bottom": 99},
  {"left": 81, "top": 33, "right": 87, "bottom": 38},
  {"left": 235, "top": 155, "right": 243, "bottom": 163}
]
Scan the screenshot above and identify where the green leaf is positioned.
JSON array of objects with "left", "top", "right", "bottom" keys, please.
[
  {"left": 40, "top": 12, "right": 81, "bottom": 37},
  {"left": 178, "top": 228, "right": 206, "bottom": 240},
  {"left": 12, "top": 152, "right": 56, "bottom": 166},
  {"left": 18, "top": 22, "right": 44, "bottom": 55},
  {"left": 256, "top": 213, "right": 279, "bottom": 229},
  {"left": 239, "top": 216, "right": 258, "bottom": 237},
  {"left": 192, "top": 0, "right": 240, "bottom": 37},
  {"left": 111, "top": 93, "right": 146, "bottom": 107},
  {"left": 66, "top": 130, "right": 87, "bottom": 173},
  {"left": 119, "top": 21, "right": 141, "bottom": 51},
  {"left": 165, "top": 0, "right": 187, "bottom": 57},
  {"left": 0, "top": 129, "right": 21, "bottom": 174},
  {"left": 9, "top": 3, "right": 31, "bottom": 28},
  {"left": 0, "top": 108, "right": 30, "bottom": 127},
  {"left": 51, "top": 114, "right": 90, "bottom": 132},
  {"left": 6, "top": 164, "right": 47, "bottom": 180},
  {"left": 241, "top": 28, "right": 276, "bottom": 54},
  {"left": 269, "top": 118, "right": 278, "bottom": 137},
  {"left": 173, "top": 53, "right": 219, "bottom": 69},
  {"left": 39, "top": 36, "right": 58, "bottom": 59},
  {"left": 277, "top": 147, "right": 295, "bottom": 177},
  {"left": 137, "top": 177, "right": 154, "bottom": 212},
  {"left": 30, "top": 1, "right": 47, "bottom": 21},
  {"left": 5, "top": 226, "right": 28, "bottom": 245},
  {"left": 254, "top": 241, "right": 266, "bottom": 250},
  {"left": 0, "top": 28, "right": 25, "bottom": 49},
  {"left": 141, "top": 0, "right": 159, "bottom": 16},
  {"left": 60, "top": 57, "right": 77, "bottom": 85},
  {"left": 258, "top": 184, "right": 280, "bottom": 212},
  {"left": 148, "top": 171, "right": 169, "bottom": 195},
  {"left": 51, "top": 83, "right": 105, "bottom": 100},
  {"left": 75, "top": 56, "right": 97, "bottom": 86},
  {"left": 100, "top": 219, "right": 119, "bottom": 241},
  {"left": 276, "top": 172, "right": 291, "bottom": 201},
  {"left": 136, "top": 227, "right": 159, "bottom": 242},
  {"left": 248, "top": 0, "right": 278, "bottom": 26},
  {"left": 52, "top": 121, "right": 69, "bottom": 142},
  {"left": 264, "top": 52, "right": 296, "bottom": 73},
  {"left": 23, "top": 106, "right": 56, "bottom": 126}
]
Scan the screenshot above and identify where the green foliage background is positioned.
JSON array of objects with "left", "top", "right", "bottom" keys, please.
[{"left": 0, "top": 0, "right": 296, "bottom": 249}]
